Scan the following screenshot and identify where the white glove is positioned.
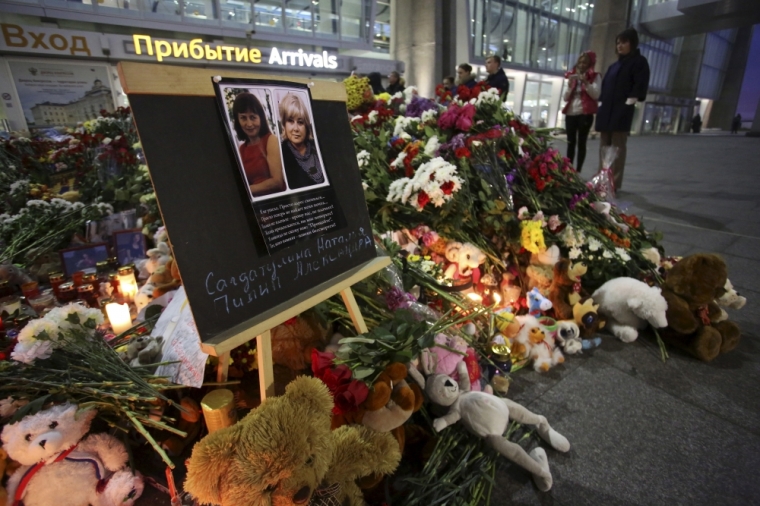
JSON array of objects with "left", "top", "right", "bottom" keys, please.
[{"left": 625, "top": 98, "right": 637, "bottom": 105}]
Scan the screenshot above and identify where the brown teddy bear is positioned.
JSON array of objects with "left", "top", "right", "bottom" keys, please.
[
  {"left": 549, "top": 259, "right": 587, "bottom": 320},
  {"left": 660, "top": 253, "right": 741, "bottom": 361},
  {"left": 185, "top": 376, "right": 401, "bottom": 506},
  {"left": 331, "top": 363, "right": 423, "bottom": 489}
]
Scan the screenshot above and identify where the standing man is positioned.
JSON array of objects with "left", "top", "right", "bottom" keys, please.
[
  {"left": 386, "top": 71, "right": 405, "bottom": 95},
  {"left": 485, "top": 55, "right": 509, "bottom": 95},
  {"left": 456, "top": 63, "right": 477, "bottom": 89}
]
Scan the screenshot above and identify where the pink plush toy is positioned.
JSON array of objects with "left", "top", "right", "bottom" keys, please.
[{"left": 420, "top": 334, "right": 485, "bottom": 391}]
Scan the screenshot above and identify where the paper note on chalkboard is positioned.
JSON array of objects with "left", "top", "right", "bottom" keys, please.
[
  {"left": 154, "top": 287, "right": 208, "bottom": 388},
  {"left": 214, "top": 79, "right": 346, "bottom": 253}
]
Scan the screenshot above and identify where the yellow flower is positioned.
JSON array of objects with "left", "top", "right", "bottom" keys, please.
[
  {"left": 408, "top": 254, "right": 421, "bottom": 262},
  {"left": 520, "top": 220, "right": 546, "bottom": 254},
  {"left": 376, "top": 92, "right": 391, "bottom": 102}
]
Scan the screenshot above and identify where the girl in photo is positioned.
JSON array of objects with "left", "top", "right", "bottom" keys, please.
[
  {"left": 278, "top": 93, "right": 326, "bottom": 190},
  {"left": 232, "top": 92, "right": 285, "bottom": 197}
]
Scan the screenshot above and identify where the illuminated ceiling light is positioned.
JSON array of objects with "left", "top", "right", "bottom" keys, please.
[
  {"left": 547, "top": 58, "right": 552, "bottom": 61},
  {"left": 542, "top": 47, "right": 546, "bottom": 50},
  {"left": 571, "top": 8, "right": 576, "bottom": 12},
  {"left": 590, "top": 3, "right": 594, "bottom": 6},
  {"left": 565, "top": 7, "right": 570, "bottom": 11}
]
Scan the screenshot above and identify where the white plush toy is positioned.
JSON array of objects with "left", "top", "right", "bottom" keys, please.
[
  {"left": 408, "top": 362, "right": 570, "bottom": 491},
  {"left": 715, "top": 279, "right": 747, "bottom": 322},
  {"left": 514, "top": 315, "right": 564, "bottom": 372},
  {"left": 592, "top": 277, "right": 668, "bottom": 343},
  {"left": 444, "top": 241, "right": 486, "bottom": 282},
  {"left": 1, "top": 403, "right": 144, "bottom": 506},
  {"left": 136, "top": 241, "right": 171, "bottom": 281}
]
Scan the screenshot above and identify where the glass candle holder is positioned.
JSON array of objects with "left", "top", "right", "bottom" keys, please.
[
  {"left": 21, "top": 281, "right": 41, "bottom": 300},
  {"left": 117, "top": 266, "right": 138, "bottom": 303},
  {"left": 57, "top": 282, "right": 77, "bottom": 304},
  {"left": 48, "top": 272, "right": 66, "bottom": 297},
  {"left": 28, "top": 291, "right": 56, "bottom": 316},
  {"left": 0, "top": 295, "right": 21, "bottom": 315},
  {"left": 77, "top": 284, "right": 98, "bottom": 308}
]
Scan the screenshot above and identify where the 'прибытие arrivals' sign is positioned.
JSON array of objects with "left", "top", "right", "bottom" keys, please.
[{"left": 125, "top": 69, "right": 376, "bottom": 347}]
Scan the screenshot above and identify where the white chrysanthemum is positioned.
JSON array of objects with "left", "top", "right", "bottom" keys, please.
[
  {"left": 568, "top": 247, "right": 582, "bottom": 260},
  {"left": 424, "top": 136, "right": 440, "bottom": 156},
  {"left": 350, "top": 114, "right": 363, "bottom": 123},
  {"left": 390, "top": 151, "right": 407, "bottom": 170},
  {"left": 420, "top": 260, "right": 436, "bottom": 273},
  {"left": 26, "top": 200, "right": 49, "bottom": 208},
  {"left": 393, "top": 116, "right": 419, "bottom": 137},
  {"left": 46, "top": 303, "right": 104, "bottom": 331},
  {"left": 362, "top": 181, "right": 369, "bottom": 191},
  {"left": 18, "top": 318, "right": 61, "bottom": 346},
  {"left": 387, "top": 178, "right": 410, "bottom": 203},
  {"left": 367, "top": 110, "right": 378, "bottom": 124},
  {"left": 421, "top": 109, "right": 438, "bottom": 124},
  {"left": 588, "top": 237, "right": 602, "bottom": 252},
  {"left": 616, "top": 247, "right": 632, "bottom": 262},
  {"left": 102, "top": 137, "right": 113, "bottom": 145},
  {"left": 9, "top": 180, "right": 29, "bottom": 194},
  {"left": 356, "top": 150, "right": 370, "bottom": 168},
  {"left": 392, "top": 92, "right": 404, "bottom": 100},
  {"left": 11, "top": 339, "right": 53, "bottom": 364},
  {"left": 603, "top": 249, "right": 614, "bottom": 259},
  {"left": 403, "top": 86, "right": 418, "bottom": 103}
]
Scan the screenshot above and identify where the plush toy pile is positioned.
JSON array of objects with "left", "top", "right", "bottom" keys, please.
[{"left": 0, "top": 83, "right": 749, "bottom": 506}]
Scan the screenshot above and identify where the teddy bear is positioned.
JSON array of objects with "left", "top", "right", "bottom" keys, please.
[
  {"left": 573, "top": 298, "right": 606, "bottom": 338},
  {"left": 136, "top": 241, "right": 171, "bottom": 280},
  {"left": 714, "top": 279, "right": 747, "bottom": 323},
  {"left": 135, "top": 258, "right": 182, "bottom": 312},
  {"left": 161, "top": 397, "right": 203, "bottom": 457},
  {"left": 592, "top": 277, "right": 668, "bottom": 343},
  {"left": 185, "top": 376, "right": 401, "bottom": 506},
  {"left": 331, "top": 363, "right": 424, "bottom": 489},
  {"left": 512, "top": 314, "right": 564, "bottom": 372},
  {"left": 553, "top": 320, "right": 601, "bottom": 355},
  {"left": 659, "top": 253, "right": 741, "bottom": 361},
  {"left": 121, "top": 335, "right": 163, "bottom": 372},
  {"left": 444, "top": 241, "right": 486, "bottom": 284},
  {"left": 1, "top": 402, "right": 144, "bottom": 506},
  {"left": 407, "top": 361, "right": 570, "bottom": 491},
  {"left": 525, "top": 245, "right": 560, "bottom": 296},
  {"left": 271, "top": 311, "right": 329, "bottom": 371},
  {"left": 548, "top": 259, "right": 588, "bottom": 320},
  {"left": 527, "top": 287, "right": 552, "bottom": 316},
  {"left": 420, "top": 333, "right": 486, "bottom": 391}
]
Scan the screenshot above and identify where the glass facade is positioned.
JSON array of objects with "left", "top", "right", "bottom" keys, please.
[
  {"left": 637, "top": 34, "right": 682, "bottom": 93},
  {"left": 2, "top": 0, "right": 377, "bottom": 47},
  {"left": 697, "top": 29, "right": 736, "bottom": 99},
  {"left": 469, "top": 0, "right": 594, "bottom": 74},
  {"left": 373, "top": 0, "right": 391, "bottom": 53}
]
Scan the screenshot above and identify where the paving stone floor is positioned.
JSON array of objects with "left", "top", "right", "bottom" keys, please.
[
  {"left": 492, "top": 133, "right": 760, "bottom": 505},
  {"left": 138, "top": 133, "right": 760, "bottom": 505}
]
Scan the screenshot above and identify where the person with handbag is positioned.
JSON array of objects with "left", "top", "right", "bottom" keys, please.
[{"left": 562, "top": 51, "right": 601, "bottom": 173}]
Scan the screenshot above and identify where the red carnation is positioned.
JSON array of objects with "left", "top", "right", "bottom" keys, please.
[
  {"left": 455, "top": 147, "right": 471, "bottom": 159},
  {"left": 416, "top": 190, "right": 430, "bottom": 209},
  {"left": 440, "top": 181, "right": 455, "bottom": 195}
]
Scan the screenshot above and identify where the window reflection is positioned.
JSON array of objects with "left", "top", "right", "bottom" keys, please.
[
  {"left": 314, "top": 0, "right": 339, "bottom": 39},
  {"left": 285, "top": 0, "right": 314, "bottom": 34},
  {"left": 184, "top": 0, "right": 217, "bottom": 20},
  {"left": 221, "top": 0, "right": 252, "bottom": 24},
  {"left": 255, "top": 0, "right": 283, "bottom": 31},
  {"left": 341, "top": 0, "right": 369, "bottom": 41}
]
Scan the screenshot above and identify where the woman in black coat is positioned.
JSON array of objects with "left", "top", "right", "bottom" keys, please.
[{"left": 595, "top": 28, "right": 650, "bottom": 190}]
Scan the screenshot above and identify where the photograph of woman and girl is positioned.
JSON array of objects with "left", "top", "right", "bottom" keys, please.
[{"left": 223, "top": 84, "right": 329, "bottom": 201}]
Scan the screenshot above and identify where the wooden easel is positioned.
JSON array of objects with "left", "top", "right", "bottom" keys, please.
[{"left": 210, "top": 256, "right": 389, "bottom": 401}]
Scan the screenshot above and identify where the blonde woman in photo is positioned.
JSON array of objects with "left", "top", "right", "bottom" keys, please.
[{"left": 278, "top": 93, "right": 326, "bottom": 190}]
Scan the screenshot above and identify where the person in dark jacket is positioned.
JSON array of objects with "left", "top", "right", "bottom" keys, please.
[
  {"left": 386, "top": 71, "right": 405, "bottom": 95},
  {"left": 691, "top": 113, "right": 702, "bottom": 134},
  {"left": 456, "top": 63, "right": 478, "bottom": 89},
  {"left": 278, "top": 93, "right": 325, "bottom": 190},
  {"left": 367, "top": 72, "right": 385, "bottom": 95},
  {"left": 731, "top": 113, "right": 742, "bottom": 134},
  {"left": 485, "top": 55, "right": 509, "bottom": 95},
  {"left": 595, "top": 28, "right": 650, "bottom": 190}
]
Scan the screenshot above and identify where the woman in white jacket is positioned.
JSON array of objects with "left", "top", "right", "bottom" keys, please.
[{"left": 562, "top": 51, "right": 601, "bottom": 172}]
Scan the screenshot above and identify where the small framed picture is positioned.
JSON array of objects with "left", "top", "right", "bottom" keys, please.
[
  {"left": 59, "top": 243, "right": 110, "bottom": 277},
  {"left": 113, "top": 229, "right": 147, "bottom": 266}
]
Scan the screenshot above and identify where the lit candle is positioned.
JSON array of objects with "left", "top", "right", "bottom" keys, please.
[
  {"left": 106, "top": 303, "right": 132, "bottom": 334},
  {"left": 117, "top": 265, "right": 138, "bottom": 303}
]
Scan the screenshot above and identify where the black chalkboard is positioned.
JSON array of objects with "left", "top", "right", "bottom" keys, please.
[{"left": 128, "top": 92, "right": 376, "bottom": 345}]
